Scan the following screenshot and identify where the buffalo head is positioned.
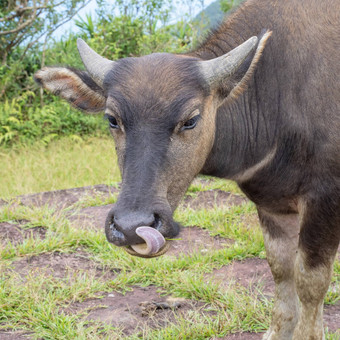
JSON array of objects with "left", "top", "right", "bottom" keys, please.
[{"left": 34, "top": 32, "right": 270, "bottom": 256}]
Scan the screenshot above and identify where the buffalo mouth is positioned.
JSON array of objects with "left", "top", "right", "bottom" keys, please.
[
  {"left": 105, "top": 209, "right": 180, "bottom": 258},
  {"left": 124, "top": 226, "right": 171, "bottom": 258}
]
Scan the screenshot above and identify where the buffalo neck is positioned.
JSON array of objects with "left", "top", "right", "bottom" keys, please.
[
  {"left": 193, "top": 2, "right": 280, "bottom": 178},
  {"left": 200, "top": 80, "right": 280, "bottom": 179},
  {"left": 193, "top": 0, "right": 311, "bottom": 179}
]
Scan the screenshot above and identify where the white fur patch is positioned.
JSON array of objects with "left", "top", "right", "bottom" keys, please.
[{"left": 233, "top": 145, "right": 277, "bottom": 182}]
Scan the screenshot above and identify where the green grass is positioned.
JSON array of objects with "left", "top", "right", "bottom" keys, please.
[
  {"left": 0, "top": 202, "right": 272, "bottom": 339},
  {"left": 188, "top": 176, "right": 243, "bottom": 195},
  {"left": 0, "top": 136, "right": 339, "bottom": 339},
  {"left": 0, "top": 136, "right": 120, "bottom": 198}
]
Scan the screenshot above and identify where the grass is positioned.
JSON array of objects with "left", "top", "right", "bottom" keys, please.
[
  {"left": 0, "top": 200, "right": 270, "bottom": 339},
  {"left": 0, "top": 136, "right": 120, "bottom": 199},
  {"left": 188, "top": 177, "right": 243, "bottom": 195},
  {"left": 0, "top": 136, "right": 339, "bottom": 339}
]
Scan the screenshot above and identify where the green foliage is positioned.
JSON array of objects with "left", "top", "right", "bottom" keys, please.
[
  {"left": 93, "top": 15, "right": 145, "bottom": 59},
  {"left": 0, "top": 0, "right": 209, "bottom": 147},
  {"left": 0, "top": 93, "right": 107, "bottom": 147},
  {"left": 44, "top": 33, "right": 84, "bottom": 68},
  {"left": 220, "top": 0, "right": 234, "bottom": 13},
  {"left": 75, "top": 13, "right": 95, "bottom": 39},
  {"left": 84, "top": 0, "right": 202, "bottom": 59},
  {"left": 0, "top": 0, "right": 90, "bottom": 100}
]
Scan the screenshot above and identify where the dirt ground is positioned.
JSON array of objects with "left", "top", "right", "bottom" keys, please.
[
  {"left": 1, "top": 185, "right": 339, "bottom": 339},
  {"left": 0, "top": 332, "right": 33, "bottom": 340},
  {"left": 64, "top": 285, "right": 209, "bottom": 336},
  {"left": 0, "top": 222, "right": 46, "bottom": 245},
  {"left": 11, "top": 250, "right": 118, "bottom": 281}
]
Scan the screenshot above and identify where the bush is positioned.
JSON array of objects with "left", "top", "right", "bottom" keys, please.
[
  {"left": 0, "top": 92, "right": 108, "bottom": 147},
  {"left": 0, "top": 0, "right": 209, "bottom": 148}
]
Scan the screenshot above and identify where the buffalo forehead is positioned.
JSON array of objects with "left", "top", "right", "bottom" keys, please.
[{"left": 105, "top": 53, "right": 204, "bottom": 116}]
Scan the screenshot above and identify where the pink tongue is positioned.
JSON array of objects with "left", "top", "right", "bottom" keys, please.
[{"left": 131, "top": 227, "right": 166, "bottom": 255}]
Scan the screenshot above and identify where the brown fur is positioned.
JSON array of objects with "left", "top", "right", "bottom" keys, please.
[{"left": 34, "top": 67, "right": 106, "bottom": 112}]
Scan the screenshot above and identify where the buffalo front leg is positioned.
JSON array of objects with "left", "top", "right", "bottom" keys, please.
[
  {"left": 292, "top": 193, "right": 340, "bottom": 340},
  {"left": 258, "top": 208, "right": 300, "bottom": 340}
]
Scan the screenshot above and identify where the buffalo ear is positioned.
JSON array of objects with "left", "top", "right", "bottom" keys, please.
[{"left": 34, "top": 67, "right": 106, "bottom": 113}]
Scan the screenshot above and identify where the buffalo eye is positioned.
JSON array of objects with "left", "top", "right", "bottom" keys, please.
[
  {"left": 181, "top": 115, "right": 200, "bottom": 131},
  {"left": 105, "top": 114, "right": 119, "bottom": 129}
]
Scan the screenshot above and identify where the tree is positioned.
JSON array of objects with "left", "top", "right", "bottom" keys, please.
[
  {"left": 0, "top": 0, "right": 90, "bottom": 65},
  {"left": 219, "top": 0, "right": 233, "bottom": 13}
]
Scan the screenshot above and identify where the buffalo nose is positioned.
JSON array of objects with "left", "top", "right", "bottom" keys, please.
[
  {"left": 105, "top": 209, "right": 159, "bottom": 246},
  {"left": 114, "top": 212, "right": 155, "bottom": 237}
]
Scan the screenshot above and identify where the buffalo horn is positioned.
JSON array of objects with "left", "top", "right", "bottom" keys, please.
[
  {"left": 199, "top": 36, "right": 258, "bottom": 88},
  {"left": 77, "top": 38, "right": 115, "bottom": 88}
]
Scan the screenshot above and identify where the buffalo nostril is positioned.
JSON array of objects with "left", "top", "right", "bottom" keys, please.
[
  {"left": 151, "top": 214, "right": 162, "bottom": 231},
  {"left": 105, "top": 212, "right": 127, "bottom": 245},
  {"left": 107, "top": 223, "right": 125, "bottom": 241}
]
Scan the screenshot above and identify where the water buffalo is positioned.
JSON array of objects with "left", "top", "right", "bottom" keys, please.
[{"left": 34, "top": 0, "right": 340, "bottom": 338}]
